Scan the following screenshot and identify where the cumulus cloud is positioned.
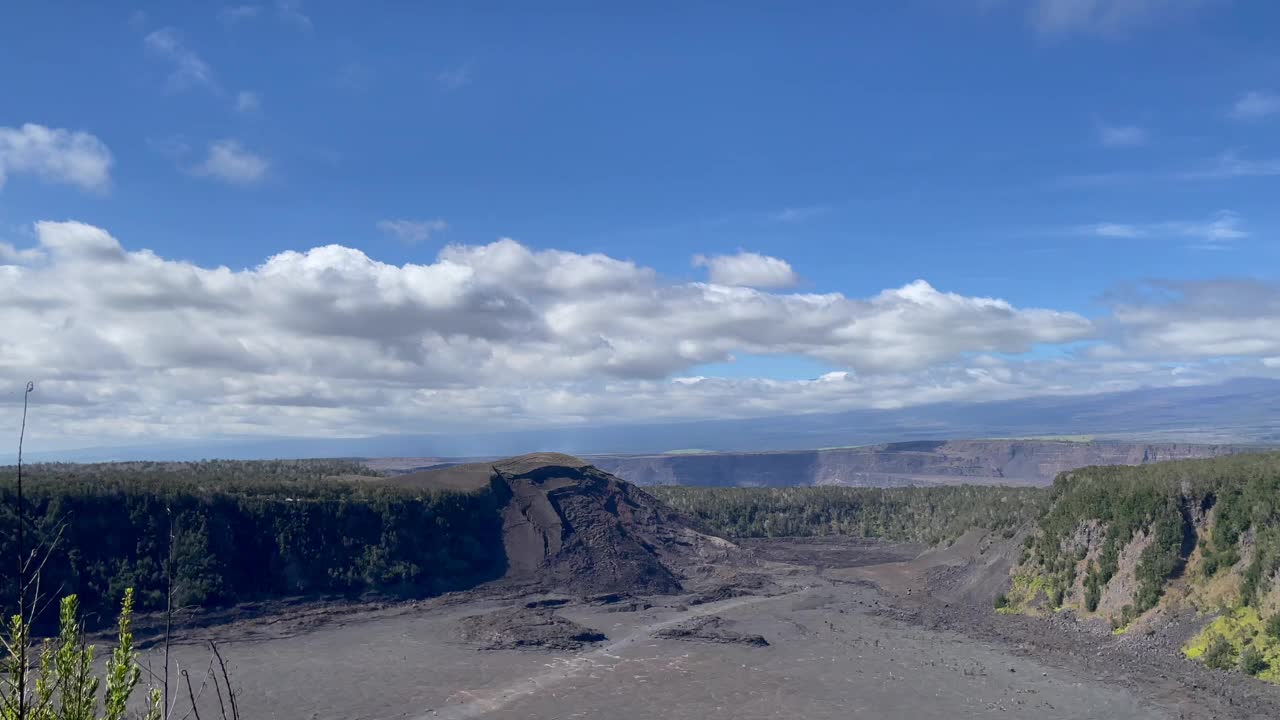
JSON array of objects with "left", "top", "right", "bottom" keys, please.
[
  {"left": 693, "top": 251, "right": 801, "bottom": 289},
  {"left": 144, "top": 28, "right": 214, "bottom": 90},
  {"left": 1100, "top": 279, "right": 1280, "bottom": 359},
  {"left": 0, "top": 124, "right": 113, "bottom": 192},
  {"left": 376, "top": 219, "right": 447, "bottom": 244},
  {"left": 193, "top": 140, "right": 268, "bottom": 185},
  {"left": 1230, "top": 91, "right": 1280, "bottom": 121},
  {"left": 0, "top": 242, "right": 45, "bottom": 265},
  {"left": 0, "top": 223, "right": 1116, "bottom": 444}
]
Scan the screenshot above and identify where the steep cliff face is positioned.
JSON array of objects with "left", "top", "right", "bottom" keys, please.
[
  {"left": 587, "top": 440, "right": 1256, "bottom": 488},
  {"left": 997, "top": 453, "right": 1280, "bottom": 681}
]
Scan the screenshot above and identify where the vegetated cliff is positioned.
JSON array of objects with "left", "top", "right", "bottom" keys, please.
[
  {"left": 0, "top": 454, "right": 732, "bottom": 628},
  {"left": 587, "top": 440, "right": 1256, "bottom": 488},
  {"left": 1000, "top": 452, "right": 1280, "bottom": 682},
  {"left": 0, "top": 459, "right": 509, "bottom": 628}
]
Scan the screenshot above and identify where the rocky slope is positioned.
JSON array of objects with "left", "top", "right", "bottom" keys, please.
[
  {"left": 587, "top": 440, "right": 1257, "bottom": 487},
  {"left": 395, "top": 453, "right": 734, "bottom": 596}
]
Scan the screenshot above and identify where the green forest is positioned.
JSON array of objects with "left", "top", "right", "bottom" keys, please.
[
  {"left": 0, "top": 460, "right": 507, "bottom": 628},
  {"left": 650, "top": 484, "right": 1049, "bottom": 544}
]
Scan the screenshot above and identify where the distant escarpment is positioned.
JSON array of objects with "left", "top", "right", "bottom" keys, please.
[{"left": 587, "top": 440, "right": 1258, "bottom": 488}]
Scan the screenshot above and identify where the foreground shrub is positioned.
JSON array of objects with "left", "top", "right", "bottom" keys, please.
[{"left": 2, "top": 588, "right": 161, "bottom": 720}]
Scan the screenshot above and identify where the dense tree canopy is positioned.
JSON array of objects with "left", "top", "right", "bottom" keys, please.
[
  {"left": 650, "top": 484, "right": 1048, "bottom": 544},
  {"left": 0, "top": 460, "right": 506, "bottom": 628}
]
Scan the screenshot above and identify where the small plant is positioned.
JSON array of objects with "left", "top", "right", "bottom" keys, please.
[
  {"left": 1202, "top": 635, "right": 1238, "bottom": 671},
  {"left": 1240, "top": 645, "right": 1268, "bottom": 676},
  {"left": 993, "top": 593, "right": 1009, "bottom": 610},
  {"left": 1266, "top": 613, "right": 1280, "bottom": 641},
  {"left": 1200, "top": 554, "right": 1218, "bottom": 578},
  {"left": 1, "top": 588, "right": 162, "bottom": 720},
  {"left": 1120, "top": 604, "right": 1137, "bottom": 626},
  {"left": 1083, "top": 561, "right": 1102, "bottom": 612}
]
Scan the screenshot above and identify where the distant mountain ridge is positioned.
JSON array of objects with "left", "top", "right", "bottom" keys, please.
[
  {"left": 584, "top": 440, "right": 1259, "bottom": 487},
  {"left": 11, "top": 377, "right": 1280, "bottom": 463}
]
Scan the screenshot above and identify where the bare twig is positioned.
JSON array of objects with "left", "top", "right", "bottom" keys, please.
[
  {"left": 182, "top": 668, "right": 203, "bottom": 720},
  {"left": 209, "top": 641, "right": 238, "bottom": 720},
  {"left": 177, "top": 659, "right": 216, "bottom": 720},
  {"left": 165, "top": 506, "right": 176, "bottom": 719},
  {"left": 209, "top": 648, "right": 229, "bottom": 720},
  {"left": 14, "top": 380, "right": 34, "bottom": 720}
]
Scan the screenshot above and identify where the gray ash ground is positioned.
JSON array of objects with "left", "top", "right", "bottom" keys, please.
[{"left": 129, "top": 533, "right": 1280, "bottom": 720}]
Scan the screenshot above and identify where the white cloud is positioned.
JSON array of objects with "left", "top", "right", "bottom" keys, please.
[
  {"left": 11, "top": 223, "right": 1280, "bottom": 448},
  {"left": 0, "top": 223, "right": 1109, "bottom": 444},
  {"left": 1230, "top": 91, "right": 1280, "bottom": 121},
  {"left": 693, "top": 251, "right": 801, "bottom": 289},
  {"left": 1097, "top": 123, "right": 1147, "bottom": 147},
  {"left": 236, "top": 91, "right": 261, "bottom": 113},
  {"left": 1029, "top": 0, "right": 1205, "bottom": 34},
  {"left": 376, "top": 219, "right": 448, "bottom": 244},
  {"left": 193, "top": 139, "right": 268, "bottom": 185},
  {"left": 276, "top": 0, "right": 312, "bottom": 29},
  {"left": 1091, "top": 222, "right": 1144, "bottom": 239},
  {"left": 0, "top": 124, "right": 113, "bottom": 192},
  {"left": 1100, "top": 279, "right": 1280, "bottom": 359},
  {"left": 436, "top": 65, "right": 472, "bottom": 91},
  {"left": 1083, "top": 211, "right": 1247, "bottom": 247},
  {"left": 1191, "top": 211, "right": 1248, "bottom": 245},
  {"left": 219, "top": 5, "right": 262, "bottom": 24},
  {"left": 0, "top": 242, "right": 45, "bottom": 265},
  {"left": 144, "top": 28, "right": 215, "bottom": 90}
]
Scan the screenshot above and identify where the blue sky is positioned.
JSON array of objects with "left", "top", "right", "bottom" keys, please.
[{"left": 3, "top": 0, "right": 1280, "bottom": 452}]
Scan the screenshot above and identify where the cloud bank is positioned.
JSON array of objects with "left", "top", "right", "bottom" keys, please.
[{"left": 3, "top": 222, "right": 1277, "bottom": 448}]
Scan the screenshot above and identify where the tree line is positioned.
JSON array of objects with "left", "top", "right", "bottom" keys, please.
[
  {"left": 1, "top": 460, "right": 507, "bottom": 629},
  {"left": 649, "top": 484, "right": 1049, "bottom": 544}
]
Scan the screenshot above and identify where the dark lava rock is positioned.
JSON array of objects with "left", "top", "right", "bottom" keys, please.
[
  {"left": 523, "top": 598, "right": 572, "bottom": 609},
  {"left": 457, "top": 608, "right": 606, "bottom": 651},
  {"left": 688, "top": 586, "right": 753, "bottom": 606},
  {"left": 603, "top": 601, "right": 652, "bottom": 613},
  {"left": 654, "top": 616, "right": 768, "bottom": 647}
]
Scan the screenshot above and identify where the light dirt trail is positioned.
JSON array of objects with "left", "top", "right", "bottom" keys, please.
[{"left": 414, "top": 588, "right": 809, "bottom": 720}]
